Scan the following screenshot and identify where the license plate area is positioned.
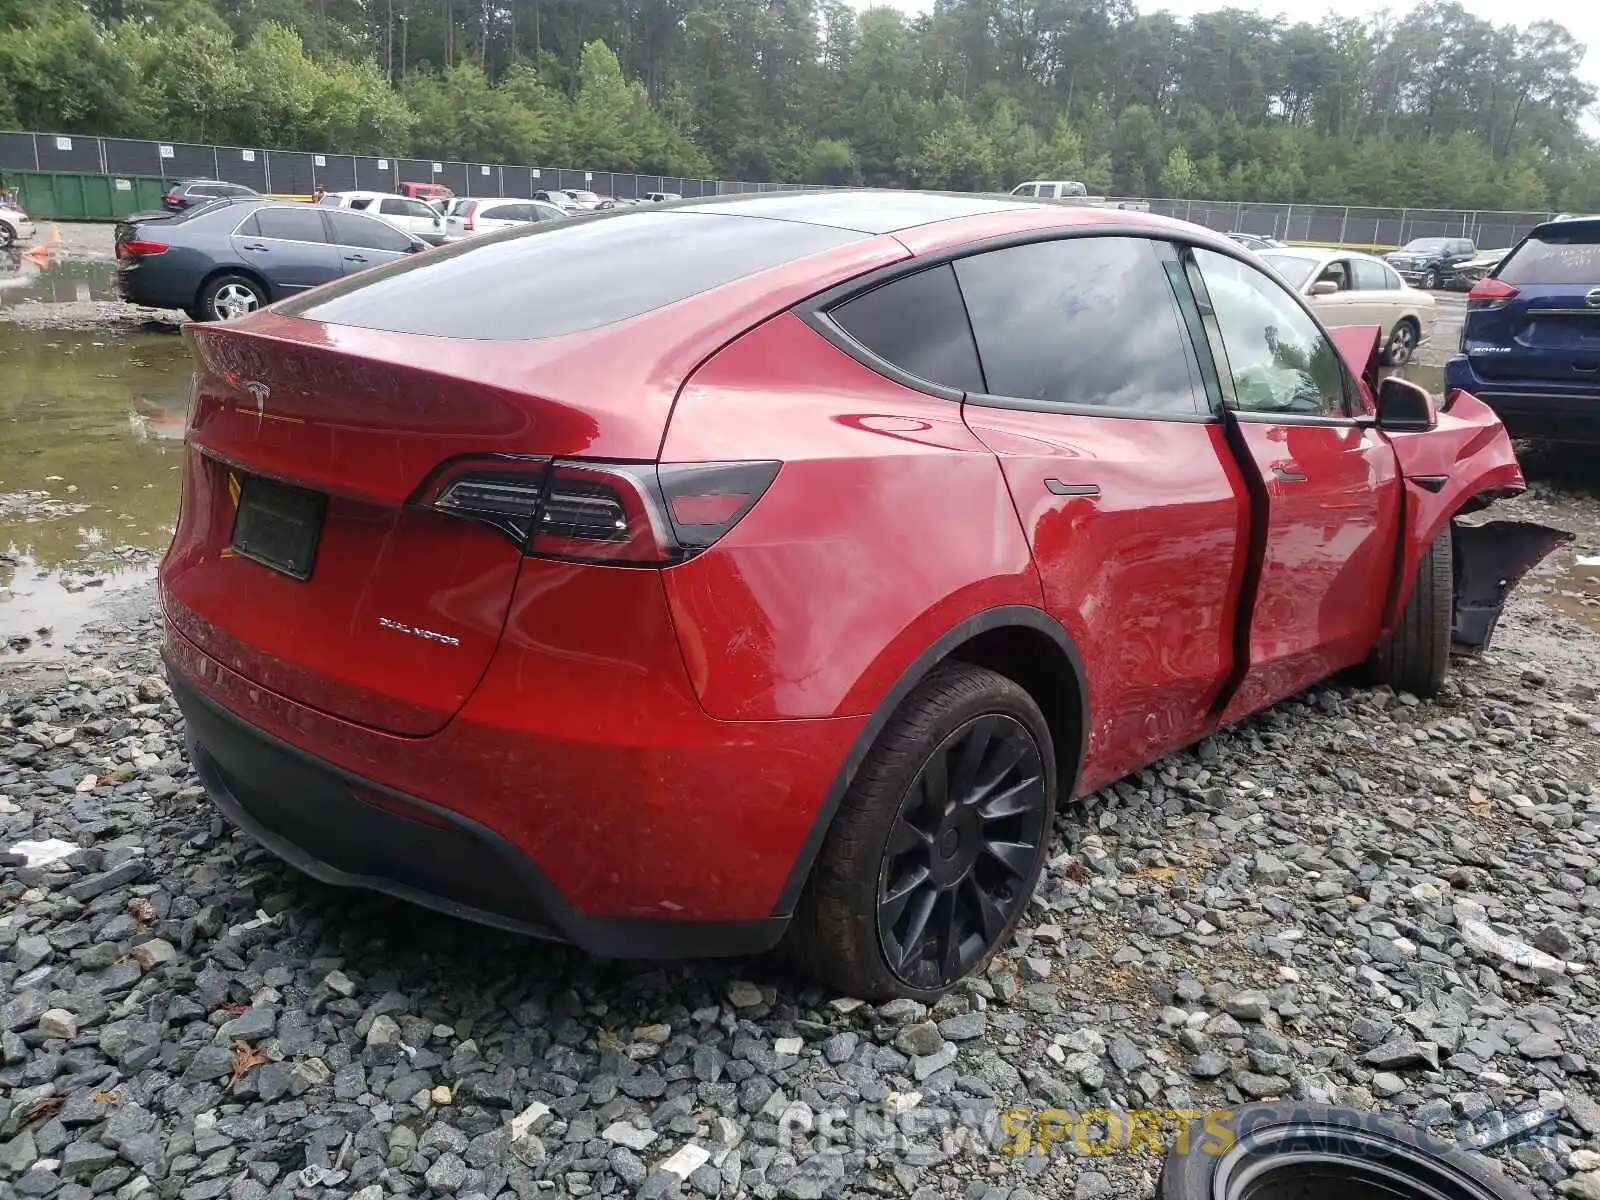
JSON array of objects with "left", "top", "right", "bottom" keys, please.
[{"left": 230, "top": 474, "right": 326, "bottom": 581}]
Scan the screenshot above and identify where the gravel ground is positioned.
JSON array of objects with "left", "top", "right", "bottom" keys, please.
[{"left": 3, "top": 471, "right": 1600, "bottom": 1200}]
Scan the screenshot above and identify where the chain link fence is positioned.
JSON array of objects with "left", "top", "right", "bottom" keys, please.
[
  {"left": 1, "top": 130, "right": 1558, "bottom": 250},
  {"left": 1131, "top": 197, "right": 1554, "bottom": 253},
  {"left": 0, "top": 129, "right": 821, "bottom": 203}
]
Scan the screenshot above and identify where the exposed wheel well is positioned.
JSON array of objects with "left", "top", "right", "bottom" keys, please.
[
  {"left": 195, "top": 266, "right": 271, "bottom": 312},
  {"left": 947, "top": 624, "right": 1087, "bottom": 802}
]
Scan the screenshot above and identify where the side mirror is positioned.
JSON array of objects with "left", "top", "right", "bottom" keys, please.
[
  {"left": 407, "top": 240, "right": 427, "bottom": 254},
  {"left": 1375, "top": 376, "right": 1437, "bottom": 432},
  {"left": 1311, "top": 279, "right": 1340, "bottom": 296}
]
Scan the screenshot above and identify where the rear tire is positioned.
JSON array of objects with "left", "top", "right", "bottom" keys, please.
[
  {"left": 1384, "top": 318, "right": 1420, "bottom": 367},
  {"left": 198, "top": 274, "right": 266, "bottom": 322},
  {"left": 1371, "top": 525, "right": 1452, "bottom": 697},
  {"left": 786, "top": 664, "right": 1057, "bottom": 1001}
]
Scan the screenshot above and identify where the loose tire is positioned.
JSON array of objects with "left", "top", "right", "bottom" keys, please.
[
  {"left": 1371, "top": 525, "right": 1452, "bottom": 697},
  {"left": 1384, "top": 318, "right": 1420, "bottom": 367},
  {"left": 786, "top": 664, "right": 1057, "bottom": 1001},
  {"left": 198, "top": 274, "right": 266, "bottom": 322},
  {"left": 1158, "top": 1103, "right": 1532, "bottom": 1200}
]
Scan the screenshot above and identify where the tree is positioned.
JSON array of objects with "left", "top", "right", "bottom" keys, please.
[
  {"left": 1159, "top": 146, "right": 1198, "bottom": 197},
  {"left": 0, "top": 0, "right": 1593, "bottom": 209},
  {"left": 919, "top": 116, "right": 996, "bottom": 191}
]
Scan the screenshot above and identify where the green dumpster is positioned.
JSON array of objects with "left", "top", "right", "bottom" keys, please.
[{"left": 7, "top": 170, "right": 172, "bottom": 220}]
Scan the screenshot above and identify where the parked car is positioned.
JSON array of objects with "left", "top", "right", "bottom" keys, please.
[
  {"left": 162, "top": 179, "right": 261, "bottom": 213},
  {"left": 643, "top": 191, "right": 681, "bottom": 202},
  {"left": 0, "top": 201, "right": 34, "bottom": 249},
  {"left": 160, "top": 190, "right": 1562, "bottom": 1000},
  {"left": 1445, "top": 216, "right": 1600, "bottom": 442},
  {"left": 562, "top": 189, "right": 610, "bottom": 211},
  {"left": 116, "top": 197, "right": 426, "bottom": 321},
  {"left": 399, "top": 181, "right": 453, "bottom": 205},
  {"left": 533, "top": 189, "right": 582, "bottom": 213},
  {"left": 1450, "top": 247, "right": 1509, "bottom": 291},
  {"left": 1226, "top": 231, "right": 1285, "bottom": 252},
  {"left": 317, "top": 191, "right": 445, "bottom": 244},
  {"left": 443, "top": 197, "right": 569, "bottom": 241},
  {"left": 1384, "top": 236, "right": 1476, "bottom": 290},
  {"left": 1258, "top": 246, "right": 1435, "bottom": 367},
  {"left": 1008, "top": 180, "right": 1151, "bottom": 211}
]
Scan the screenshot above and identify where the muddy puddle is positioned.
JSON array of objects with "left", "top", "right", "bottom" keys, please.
[
  {"left": 1, "top": 322, "right": 191, "bottom": 659},
  {"left": 0, "top": 249, "right": 121, "bottom": 308}
]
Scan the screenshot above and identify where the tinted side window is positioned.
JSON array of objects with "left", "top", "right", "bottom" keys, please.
[
  {"left": 188, "top": 184, "right": 219, "bottom": 198},
  {"left": 379, "top": 199, "right": 408, "bottom": 215},
  {"left": 255, "top": 207, "right": 327, "bottom": 243},
  {"left": 829, "top": 264, "right": 984, "bottom": 394},
  {"left": 1351, "top": 259, "right": 1390, "bottom": 290},
  {"left": 349, "top": 197, "right": 373, "bottom": 210},
  {"left": 1499, "top": 229, "right": 1600, "bottom": 285},
  {"left": 327, "top": 210, "right": 412, "bottom": 252},
  {"left": 1190, "top": 247, "right": 1347, "bottom": 418},
  {"left": 953, "top": 236, "right": 1204, "bottom": 415}
]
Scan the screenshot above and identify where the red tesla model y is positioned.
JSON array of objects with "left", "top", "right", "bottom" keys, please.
[{"left": 161, "top": 191, "right": 1567, "bottom": 999}]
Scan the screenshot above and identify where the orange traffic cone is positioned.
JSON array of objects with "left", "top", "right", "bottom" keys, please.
[{"left": 25, "top": 243, "right": 49, "bottom": 260}]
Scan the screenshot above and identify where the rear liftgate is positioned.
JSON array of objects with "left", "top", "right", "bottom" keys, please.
[{"left": 1451, "top": 520, "right": 1575, "bottom": 651}]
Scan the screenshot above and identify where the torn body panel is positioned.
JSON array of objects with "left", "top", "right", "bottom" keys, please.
[
  {"left": 1452, "top": 520, "right": 1575, "bottom": 650},
  {"left": 1380, "top": 389, "right": 1526, "bottom": 630}
]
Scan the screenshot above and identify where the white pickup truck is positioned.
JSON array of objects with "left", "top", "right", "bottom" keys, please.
[{"left": 1009, "top": 180, "right": 1151, "bottom": 212}]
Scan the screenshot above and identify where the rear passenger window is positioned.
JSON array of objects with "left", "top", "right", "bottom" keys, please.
[
  {"left": 828, "top": 264, "right": 984, "bottom": 394},
  {"left": 953, "top": 236, "right": 1205, "bottom": 415},
  {"left": 1351, "top": 259, "right": 1390, "bottom": 290},
  {"left": 255, "top": 207, "right": 327, "bottom": 243}
]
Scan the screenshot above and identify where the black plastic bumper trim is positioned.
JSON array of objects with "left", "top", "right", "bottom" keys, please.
[{"left": 168, "top": 663, "right": 789, "bottom": 960}]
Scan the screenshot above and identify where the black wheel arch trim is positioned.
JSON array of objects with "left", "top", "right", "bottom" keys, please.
[{"left": 770, "top": 603, "right": 1090, "bottom": 917}]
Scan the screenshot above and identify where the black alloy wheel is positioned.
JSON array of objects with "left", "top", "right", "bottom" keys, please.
[{"left": 877, "top": 713, "right": 1049, "bottom": 991}]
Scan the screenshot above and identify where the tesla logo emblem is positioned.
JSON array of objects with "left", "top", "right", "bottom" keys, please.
[
  {"left": 243, "top": 380, "right": 270, "bottom": 414},
  {"left": 378, "top": 617, "right": 461, "bottom": 647},
  {"left": 1586, "top": 288, "right": 1600, "bottom": 309}
]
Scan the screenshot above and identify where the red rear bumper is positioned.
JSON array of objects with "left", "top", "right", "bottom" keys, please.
[{"left": 162, "top": 556, "right": 863, "bottom": 953}]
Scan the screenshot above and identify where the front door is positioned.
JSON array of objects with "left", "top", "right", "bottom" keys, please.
[
  {"left": 324, "top": 210, "right": 416, "bottom": 276},
  {"left": 1185, "top": 247, "right": 1402, "bottom": 722}
]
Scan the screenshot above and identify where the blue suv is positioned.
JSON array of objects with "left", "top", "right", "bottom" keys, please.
[{"left": 1445, "top": 217, "right": 1600, "bottom": 442}]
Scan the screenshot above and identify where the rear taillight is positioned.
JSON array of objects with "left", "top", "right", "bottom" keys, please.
[
  {"left": 117, "top": 240, "right": 169, "bottom": 259},
  {"left": 464, "top": 202, "right": 476, "bottom": 232},
  {"left": 416, "top": 456, "right": 779, "bottom": 565},
  {"left": 1467, "top": 277, "right": 1518, "bottom": 311}
]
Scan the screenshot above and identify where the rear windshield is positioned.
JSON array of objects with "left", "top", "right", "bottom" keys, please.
[
  {"left": 1401, "top": 238, "right": 1449, "bottom": 252},
  {"left": 1498, "top": 227, "right": 1600, "bottom": 286},
  {"left": 280, "top": 211, "right": 864, "bottom": 339}
]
